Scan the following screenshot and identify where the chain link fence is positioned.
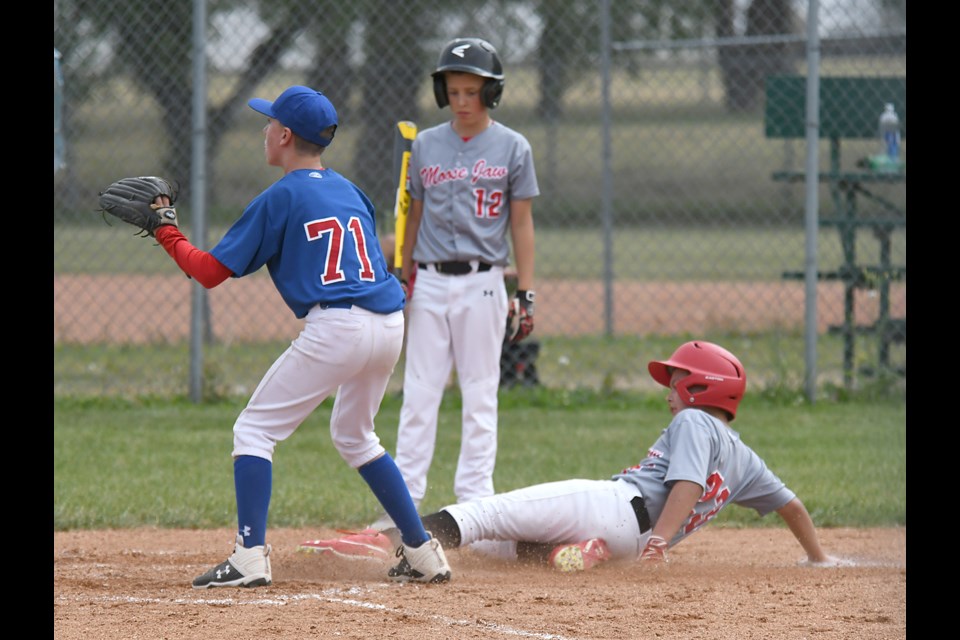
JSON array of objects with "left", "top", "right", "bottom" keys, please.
[{"left": 54, "top": 0, "right": 906, "bottom": 400}]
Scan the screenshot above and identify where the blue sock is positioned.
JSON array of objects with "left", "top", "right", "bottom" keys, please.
[
  {"left": 358, "top": 454, "right": 429, "bottom": 548},
  {"left": 234, "top": 455, "right": 271, "bottom": 548}
]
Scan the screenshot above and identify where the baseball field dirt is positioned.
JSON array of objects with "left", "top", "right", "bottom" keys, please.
[
  {"left": 54, "top": 274, "right": 906, "bottom": 342},
  {"left": 54, "top": 525, "right": 906, "bottom": 639}
]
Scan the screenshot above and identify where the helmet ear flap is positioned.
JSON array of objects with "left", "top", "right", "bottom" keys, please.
[
  {"left": 434, "top": 75, "right": 503, "bottom": 109},
  {"left": 433, "top": 74, "right": 449, "bottom": 108},
  {"left": 482, "top": 78, "right": 504, "bottom": 109}
]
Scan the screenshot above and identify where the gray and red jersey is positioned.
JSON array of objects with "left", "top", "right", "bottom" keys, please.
[
  {"left": 615, "top": 408, "right": 796, "bottom": 548},
  {"left": 407, "top": 121, "right": 539, "bottom": 265}
]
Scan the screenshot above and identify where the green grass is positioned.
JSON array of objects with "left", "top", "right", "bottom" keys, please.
[
  {"left": 54, "top": 389, "right": 905, "bottom": 531},
  {"left": 54, "top": 330, "right": 905, "bottom": 400},
  {"left": 56, "top": 222, "right": 904, "bottom": 282}
]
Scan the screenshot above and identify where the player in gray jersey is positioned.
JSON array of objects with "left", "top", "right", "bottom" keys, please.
[
  {"left": 370, "top": 37, "right": 539, "bottom": 529},
  {"left": 306, "top": 341, "right": 845, "bottom": 572}
]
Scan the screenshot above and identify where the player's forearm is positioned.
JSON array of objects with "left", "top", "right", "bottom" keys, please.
[
  {"left": 649, "top": 480, "right": 702, "bottom": 542},
  {"left": 509, "top": 200, "right": 535, "bottom": 290},
  {"left": 776, "top": 498, "right": 830, "bottom": 563},
  {"left": 155, "top": 226, "right": 232, "bottom": 289}
]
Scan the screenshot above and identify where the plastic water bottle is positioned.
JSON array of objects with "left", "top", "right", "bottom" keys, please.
[{"left": 879, "top": 103, "right": 901, "bottom": 162}]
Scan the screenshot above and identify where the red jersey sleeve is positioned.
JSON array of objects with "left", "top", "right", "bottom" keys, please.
[{"left": 154, "top": 226, "right": 233, "bottom": 289}]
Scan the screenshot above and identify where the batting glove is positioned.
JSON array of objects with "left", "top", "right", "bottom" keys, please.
[
  {"left": 639, "top": 535, "right": 669, "bottom": 563},
  {"left": 507, "top": 290, "right": 535, "bottom": 343},
  {"left": 399, "top": 264, "right": 418, "bottom": 300}
]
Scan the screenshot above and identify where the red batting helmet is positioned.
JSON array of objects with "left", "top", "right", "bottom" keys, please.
[
  {"left": 648, "top": 341, "right": 747, "bottom": 420},
  {"left": 432, "top": 37, "right": 505, "bottom": 109}
]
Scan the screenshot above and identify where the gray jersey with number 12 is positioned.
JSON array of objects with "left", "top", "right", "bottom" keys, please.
[{"left": 408, "top": 120, "right": 539, "bottom": 265}]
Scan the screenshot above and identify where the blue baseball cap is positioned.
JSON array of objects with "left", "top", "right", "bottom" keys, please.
[{"left": 248, "top": 85, "right": 338, "bottom": 147}]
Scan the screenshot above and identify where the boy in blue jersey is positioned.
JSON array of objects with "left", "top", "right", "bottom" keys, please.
[
  {"left": 303, "top": 341, "right": 846, "bottom": 572},
  {"left": 152, "top": 85, "right": 451, "bottom": 586}
]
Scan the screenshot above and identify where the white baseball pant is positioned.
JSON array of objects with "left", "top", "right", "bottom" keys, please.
[
  {"left": 232, "top": 305, "right": 405, "bottom": 467},
  {"left": 394, "top": 264, "right": 508, "bottom": 503}
]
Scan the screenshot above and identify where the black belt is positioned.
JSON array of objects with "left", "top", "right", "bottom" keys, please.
[
  {"left": 418, "top": 261, "right": 493, "bottom": 275},
  {"left": 319, "top": 302, "right": 353, "bottom": 309},
  {"left": 631, "top": 495, "right": 651, "bottom": 534}
]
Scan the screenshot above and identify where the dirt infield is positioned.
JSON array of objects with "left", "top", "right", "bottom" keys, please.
[
  {"left": 54, "top": 526, "right": 905, "bottom": 640},
  {"left": 54, "top": 274, "right": 906, "bottom": 343}
]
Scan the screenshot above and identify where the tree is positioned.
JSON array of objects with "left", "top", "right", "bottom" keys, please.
[
  {"left": 716, "top": 0, "right": 796, "bottom": 113},
  {"left": 354, "top": 0, "right": 431, "bottom": 224}
]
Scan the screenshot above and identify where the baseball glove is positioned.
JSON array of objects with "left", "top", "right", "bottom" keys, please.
[{"left": 97, "top": 176, "right": 180, "bottom": 237}]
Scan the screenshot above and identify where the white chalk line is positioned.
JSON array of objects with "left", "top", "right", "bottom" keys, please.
[
  {"left": 795, "top": 556, "right": 905, "bottom": 569},
  {"left": 55, "top": 587, "right": 581, "bottom": 640}
]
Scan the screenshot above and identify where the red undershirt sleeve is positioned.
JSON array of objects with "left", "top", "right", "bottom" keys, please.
[{"left": 154, "top": 226, "right": 233, "bottom": 289}]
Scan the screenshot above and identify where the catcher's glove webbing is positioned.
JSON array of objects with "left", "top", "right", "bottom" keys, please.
[{"left": 98, "top": 176, "right": 179, "bottom": 237}]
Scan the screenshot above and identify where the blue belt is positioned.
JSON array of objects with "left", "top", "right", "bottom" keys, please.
[{"left": 319, "top": 302, "right": 353, "bottom": 309}]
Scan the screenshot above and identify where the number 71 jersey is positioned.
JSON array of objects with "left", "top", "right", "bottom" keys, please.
[{"left": 211, "top": 168, "right": 405, "bottom": 319}]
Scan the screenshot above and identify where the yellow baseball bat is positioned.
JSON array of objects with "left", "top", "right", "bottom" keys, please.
[{"left": 392, "top": 120, "right": 417, "bottom": 274}]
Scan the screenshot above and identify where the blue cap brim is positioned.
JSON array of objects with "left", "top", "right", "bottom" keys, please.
[
  {"left": 247, "top": 86, "right": 338, "bottom": 146},
  {"left": 248, "top": 98, "right": 275, "bottom": 118}
]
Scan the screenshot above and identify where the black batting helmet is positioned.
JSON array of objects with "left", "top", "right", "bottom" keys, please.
[{"left": 432, "top": 37, "right": 505, "bottom": 109}]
